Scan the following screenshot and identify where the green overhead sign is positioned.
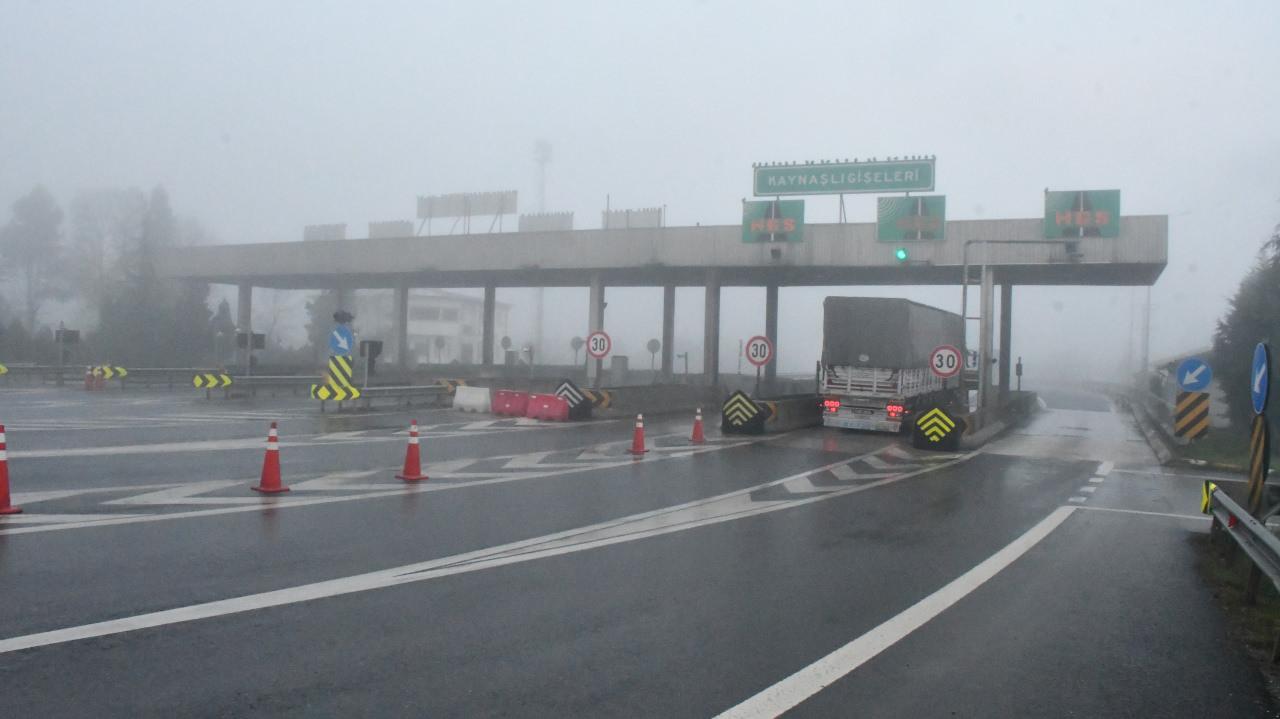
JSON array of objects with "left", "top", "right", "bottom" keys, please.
[
  {"left": 1044, "top": 189, "right": 1120, "bottom": 238},
  {"left": 877, "top": 196, "right": 946, "bottom": 241},
  {"left": 753, "top": 158, "right": 935, "bottom": 196},
  {"left": 742, "top": 200, "right": 804, "bottom": 243}
]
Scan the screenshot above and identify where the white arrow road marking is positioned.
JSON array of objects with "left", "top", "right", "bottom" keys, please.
[{"left": 0, "top": 448, "right": 975, "bottom": 654}]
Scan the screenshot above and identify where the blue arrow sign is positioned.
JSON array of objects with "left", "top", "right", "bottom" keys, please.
[
  {"left": 1252, "top": 343, "right": 1270, "bottom": 415},
  {"left": 1176, "top": 357, "right": 1212, "bottom": 392},
  {"left": 329, "top": 325, "right": 355, "bottom": 356}
]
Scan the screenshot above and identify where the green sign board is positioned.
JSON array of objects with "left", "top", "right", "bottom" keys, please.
[
  {"left": 742, "top": 200, "right": 804, "bottom": 243},
  {"left": 1044, "top": 189, "right": 1120, "bottom": 238},
  {"left": 877, "top": 196, "right": 946, "bottom": 241},
  {"left": 753, "top": 158, "right": 935, "bottom": 196}
]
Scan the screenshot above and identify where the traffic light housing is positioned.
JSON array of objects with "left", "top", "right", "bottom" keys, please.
[{"left": 894, "top": 247, "right": 909, "bottom": 263}]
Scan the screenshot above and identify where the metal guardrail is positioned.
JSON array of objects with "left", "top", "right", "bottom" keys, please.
[
  {"left": 1205, "top": 483, "right": 1280, "bottom": 612},
  {"left": 317, "top": 385, "right": 450, "bottom": 412}
]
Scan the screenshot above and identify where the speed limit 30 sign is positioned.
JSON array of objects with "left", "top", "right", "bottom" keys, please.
[
  {"left": 930, "top": 344, "right": 962, "bottom": 379},
  {"left": 586, "top": 331, "right": 612, "bottom": 360},
  {"left": 745, "top": 335, "right": 774, "bottom": 367}
]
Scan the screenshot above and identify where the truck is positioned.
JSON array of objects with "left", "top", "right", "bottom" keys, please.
[{"left": 819, "top": 296, "right": 965, "bottom": 433}]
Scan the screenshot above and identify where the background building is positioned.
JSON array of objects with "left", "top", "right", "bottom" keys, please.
[{"left": 406, "top": 290, "right": 509, "bottom": 365}]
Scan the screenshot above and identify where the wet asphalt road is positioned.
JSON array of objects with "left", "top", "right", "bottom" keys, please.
[{"left": 0, "top": 385, "right": 1273, "bottom": 717}]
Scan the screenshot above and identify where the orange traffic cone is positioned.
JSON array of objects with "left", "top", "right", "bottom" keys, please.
[
  {"left": 628, "top": 413, "right": 648, "bottom": 456},
  {"left": 0, "top": 424, "right": 20, "bottom": 515},
  {"left": 690, "top": 407, "right": 706, "bottom": 445},
  {"left": 396, "top": 419, "right": 428, "bottom": 482},
  {"left": 252, "top": 421, "right": 289, "bottom": 494}
]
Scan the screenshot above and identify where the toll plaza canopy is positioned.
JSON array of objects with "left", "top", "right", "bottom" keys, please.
[{"left": 157, "top": 216, "right": 1167, "bottom": 290}]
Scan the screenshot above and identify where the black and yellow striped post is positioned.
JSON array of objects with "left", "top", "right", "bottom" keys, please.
[
  {"left": 1173, "top": 391, "right": 1210, "bottom": 441},
  {"left": 1247, "top": 414, "right": 1270, "bottom": 516}
]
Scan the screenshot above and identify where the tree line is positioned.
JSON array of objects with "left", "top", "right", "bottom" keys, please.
[
  {"left": 0, "top": 184, "right": 222, "bottom": 367},
  {"left": 1213, "top": 221, "right": 1280, "bottom": 426}
]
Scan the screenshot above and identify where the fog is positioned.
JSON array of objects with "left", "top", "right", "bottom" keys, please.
[{"left": 2, "top": 1, "right": 1277, "bottom": 384}]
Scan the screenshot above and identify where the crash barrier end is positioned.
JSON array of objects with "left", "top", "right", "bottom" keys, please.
[{"left": 723, "top": 392, "right": 822, "bottom": 435}]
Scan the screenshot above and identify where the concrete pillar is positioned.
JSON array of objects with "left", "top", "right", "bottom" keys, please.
[
  {"left": 482, "top": 286, "right": 496, "bottom": 365},
  {"left": 587, "top": 274, "right": 605, "bottom": 385},
  {"left": 977, "top": 267, "right": 995, "bottom": 416},
  {"left": 394, "top": 281, "right": 410, "bottom": 369},
  {"left": 998, "top": 283, "right": 1013, "bottom": 401},
  {"left": 236, "top": 283, "right": 252, "bottom": 370},
  {"left": 661, "top": 285, "right": 675, "bottom": 380},
  {"left": 334, "top": 286, "right": 352, "bottom": 314},
  {"left": 703, "top": 271, "right": 721, "bottom": 386},
  {"left": 764, "top": 284, "right": 779, "bottom": 385}
]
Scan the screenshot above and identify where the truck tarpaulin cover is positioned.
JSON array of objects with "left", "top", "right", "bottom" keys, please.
[{"left": 821, "top": 297, "right": 964, "bottom": 369}]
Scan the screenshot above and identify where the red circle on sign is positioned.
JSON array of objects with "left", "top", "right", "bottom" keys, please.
[
  {"left": 930, "top": 344, "right": 962, "bottom": 379},
  {"left": 745, "top": 335, "right": 774, "bottom": 367},
  {"left": 586, "top": 331, "right": 612, "bottom": 359}
]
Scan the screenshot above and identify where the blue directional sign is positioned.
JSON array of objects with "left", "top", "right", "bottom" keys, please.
[
  {"left": 1176, "top": 357, "right": 1212, "bottom": 392},
  {"left": 1252, "top": 343, "right": 1270, "bottom": 415},
  {"left": 329, "top": 324, "right": 355, "bottom": 357}
]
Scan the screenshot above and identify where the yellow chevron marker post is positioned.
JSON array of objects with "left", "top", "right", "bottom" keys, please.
[
  {"left": 916, "top": 407, "right": 957, "bottom": 443},
  {"left": 1201, "top": 481, "right": 1217, "bottom": 515}
]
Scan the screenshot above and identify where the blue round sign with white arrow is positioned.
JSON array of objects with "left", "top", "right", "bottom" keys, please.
[
  {"left": 1252, "top": 342, "right": 1270, "bottom": 415},
  {"left": 329, "top": 324, "right": 355, "bottom": 357},
  {"left": 1176, "top": 357, "right": 1212, "bottom": 392}
]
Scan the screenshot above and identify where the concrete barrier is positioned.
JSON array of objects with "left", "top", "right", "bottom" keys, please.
[
  {"left": 453, "top": 385, "right": 491, "bottom": 413},
  {"left": 492, "top": 390, "right": 529, "bottom": 417},
  {"left": 723, "top": 392, "right": 822, "bottom": 434},
  {"left": 526, "top": 393, "right": 569, "bottom": 421}
]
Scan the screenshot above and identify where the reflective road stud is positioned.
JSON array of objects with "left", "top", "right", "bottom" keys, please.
[
  {"left": 396, "top": 420, "right": 428, "bottom": 482},
  {"left": 0, "top": 425, "right": 20, "bottom": 515},
  {"left": 251, "top": 421, "right": 289, "bottom": 494}
]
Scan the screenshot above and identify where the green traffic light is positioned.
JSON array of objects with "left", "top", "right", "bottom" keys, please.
[{"left": 894, "top": 247, "right": 909, "bottom": 262}]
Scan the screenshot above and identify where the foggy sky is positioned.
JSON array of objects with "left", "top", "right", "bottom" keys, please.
[{"left": 2, "top": 1, "right": 1278, "bottom": 383}]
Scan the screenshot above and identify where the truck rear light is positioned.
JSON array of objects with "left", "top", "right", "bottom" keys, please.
[
  {"left": 886, "top": 403, "right": 905, "bottom": 419},
  {"left": 823, "top": 399, "right": 841, "bottom": 413}
]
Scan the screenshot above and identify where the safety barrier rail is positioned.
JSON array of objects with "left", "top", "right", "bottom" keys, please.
[
  {"left": 316, "top": 385, "right": 450, "bottom": 412},
  {"left": 1205, "top": 483, "right": 1280, "bottom": 607}
]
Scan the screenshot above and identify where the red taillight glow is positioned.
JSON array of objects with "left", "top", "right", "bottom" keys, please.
[
  {"left": 823, "top": 399, "right": 841, "bottom": 413},
  {"left": 886, "top": 404, "right": 905, "bottom": 419}
]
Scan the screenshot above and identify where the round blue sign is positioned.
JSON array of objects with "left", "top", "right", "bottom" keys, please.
[
  {"left": 329, "top": 325, "right": 355, "bottom": 356},
  {"left": 1252, "top": 342, "right": 1270, "bottom": 415},
  {"left": 1176, "top": 357, "right": 1212, "bottom": 392}
]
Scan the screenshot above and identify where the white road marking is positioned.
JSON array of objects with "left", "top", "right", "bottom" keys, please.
[
  {"left": 1079, "top": 486, "right": 1097, "bottom": 493},
  {"left": 0, "top": 436, "right": 768, "bottom": 536},
  {"left": 0, "top": 448, "right": 975, "bottom": 654},
  {"left": 1088, "top": 477, "right": 1105, "bottom": 483},
  {"left": 1072, "top": 505, "right": 1212, "bottom": 522},
  {"left": 1110, "top": 468, "right": 1244, "bottom": 483},
  {"left": 0, "top": 513, "right": 146, "bottom": 524},
  {"left": 1096, "top": 461, "right": 1114, "bottom": 476},
  {"left": 713, "top": 506, "right": 1076, "bottom": 719},
  {"left": 1068, "top": 496, "right": 1088, "bottom": 503},
  {"left": 828, "top": 464, "right": 893, "bottom": 482}
]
